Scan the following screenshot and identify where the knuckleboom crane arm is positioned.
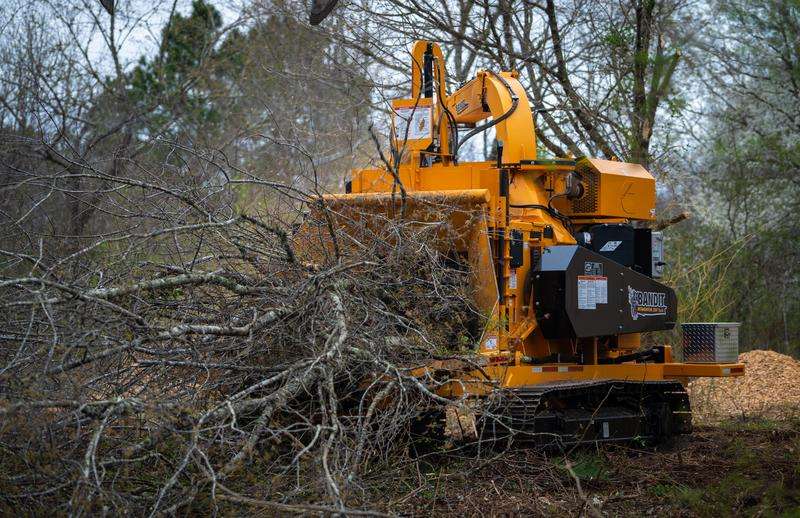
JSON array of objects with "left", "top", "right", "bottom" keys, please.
[{"left": 402, "top": 41, "right": 537, "bottom": 165}]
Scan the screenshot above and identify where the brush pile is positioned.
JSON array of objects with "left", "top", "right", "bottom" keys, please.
[
  {"left": 688, "top": 349, "right": 800, "bottom": 422},
  {"left": 0, "top": 187, "right": 482, "bottom": 515}
]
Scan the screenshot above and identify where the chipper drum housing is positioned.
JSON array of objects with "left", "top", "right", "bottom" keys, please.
[{"left": 308, "top": 40, "right": 745, "bottom": 446}]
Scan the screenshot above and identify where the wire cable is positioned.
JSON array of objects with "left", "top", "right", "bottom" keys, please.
[
  {"left": 432, "top": 56, "right": 458, "bottom": 159},
  {"left": 509, "top": 200, "right": 573, "bottom": 232}
]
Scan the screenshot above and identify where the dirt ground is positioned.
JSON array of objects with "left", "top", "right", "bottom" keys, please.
[
  {"left": 364, "top": 350, "right": 800, "bottom": 517},
  {"left": 369, "top": 419, "right": 799, "bottom": 517}
]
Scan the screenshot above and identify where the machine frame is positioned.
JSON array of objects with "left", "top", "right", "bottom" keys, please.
[{"left": 322, "top": 40, "right": 743, "bottom": 442}]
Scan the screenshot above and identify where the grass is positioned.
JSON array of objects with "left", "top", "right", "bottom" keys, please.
[
  {"left": 645, "top": 420, "right": 800, "bottom": 517},
  {"left": 655, "top": 473, "right": 798, "bottom": 517},
  {"left": 556, "top": 451, "right": 610, "bottom": 483},
  {"left": 716, "top": 415, "right": 800, "bottom": 433}
]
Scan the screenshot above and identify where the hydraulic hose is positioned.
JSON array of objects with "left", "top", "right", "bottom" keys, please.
[
  {"left": 509, "top": 201, "right": 573, "bottom": 231},
  {"left": 433, "top": 57, "right": 459, "bottom": 159}
]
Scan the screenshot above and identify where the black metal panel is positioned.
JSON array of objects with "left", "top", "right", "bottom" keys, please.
[
  {"left": 423, "top": 45, "right": 434, "bottom": 98},
  {"left": 496, "top": 229, "right": 505, "bottom": 304},
  {"left": 510, "top": 230, "right": 523, "bottom": 268},
  {"left": 589, "top": 223, "right": 634, "bottom": 266},
  {"left": 634, "top": 227, "right": 653, "bottom": 276},
  {"left": 533, "top": 245, "right": 678, "bottom": 339}
]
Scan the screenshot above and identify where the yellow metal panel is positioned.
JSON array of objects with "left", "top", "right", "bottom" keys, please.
[
  {"left": 320, "top": 189, "right": 490, "bottom": 209},
  {"left": 410, "top": 41, "right": 446, "bottom": 101},
  {"left": 391, "top": 98, "right": 434, "bottom": 152},
  {"left": 663, "top": 363, "right": 745, "bottom": 378},
  {"left": 468, "top": 216, "right": 502, "bottom": 356},
  {"left": 300, "top": 189, "right": 492, "bottom": 275},
  {"left": 439, "top": 362, "right": 746, "bottom": 397},
  {"left": 417, "top": 163, "right": 478, "bottom": 191},
  {"left": 445, "top": 77, "right": 486, "bottom": 124},
  {"left": 617, "top": 333, "right": 641, "bottom": 350},
  {"left": 467, "top": 212, "right": 498, "bottom": 317},
  {"left": 586, "top": 158, "right": 654, "bottom": 180},
  {"left": 600, "top": 173, "right": 656, "bottom": 221},
  {"left": 552, "top": 158, "right": 656, "bottom": 220}
]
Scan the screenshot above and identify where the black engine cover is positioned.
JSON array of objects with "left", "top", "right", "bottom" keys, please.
[{"left": 533, "top": 245, "right": 677, "bottom": 339}]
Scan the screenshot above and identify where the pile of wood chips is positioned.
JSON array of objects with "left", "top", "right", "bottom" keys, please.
[{"left": 687, "top": 349, "right": 800, "bottom": 422}]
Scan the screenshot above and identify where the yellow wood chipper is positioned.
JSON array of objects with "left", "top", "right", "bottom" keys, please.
[{"left": 316, "top": 40, "right": 744, "bottom": 445}]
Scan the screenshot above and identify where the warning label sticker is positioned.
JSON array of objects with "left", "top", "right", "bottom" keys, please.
[
  {"left": 596, "top": 277, "right": 607, "bottom": 304},
  {"left": 509, "top": 269, "right": 517, "bottom": 290},
  {"left": 578, "top": 275, "right": 608, "bottom": 310},
  {"left": 394, "top": 106, "right": 432, "bottom": 141},
  {"left": 578, "top": 277, "right": 595, "bottom": 309}
]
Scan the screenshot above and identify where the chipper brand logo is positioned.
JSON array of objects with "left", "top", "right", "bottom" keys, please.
[{"left": 627, "top": 286, "right": 668, "bottom": 320}]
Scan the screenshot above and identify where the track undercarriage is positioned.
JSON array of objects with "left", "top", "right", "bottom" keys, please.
[{"left": 461, "top": 380, "right": 692, "bottom": 447}]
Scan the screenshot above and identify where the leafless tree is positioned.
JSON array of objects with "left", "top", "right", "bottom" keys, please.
[
  {"left": 0, "top": 1, "right": 488, "bottom": 513},
  {"left": 341, "top": 0, "right": 693, "bottom": 167}
]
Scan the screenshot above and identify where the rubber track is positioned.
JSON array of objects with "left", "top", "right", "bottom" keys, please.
[{"left": 479, "top": 379, "right": 692, "bottom": 446}]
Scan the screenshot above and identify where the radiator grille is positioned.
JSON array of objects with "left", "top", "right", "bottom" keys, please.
[{"left": 571, "top": 170, "right": 598, "bottom": 213}]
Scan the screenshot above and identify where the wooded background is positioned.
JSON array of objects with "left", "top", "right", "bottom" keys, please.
[
  {"left": 2, "top": 0, "right": 796, "bottom": 355},
  {"left": 0, "top": 0, "right": 798, "bottom": 513}
]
